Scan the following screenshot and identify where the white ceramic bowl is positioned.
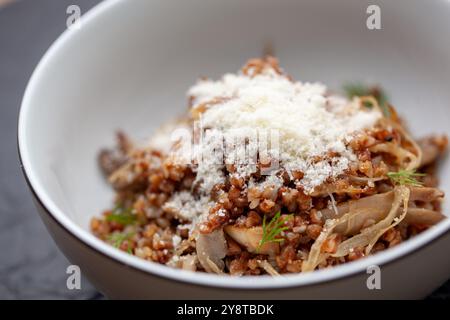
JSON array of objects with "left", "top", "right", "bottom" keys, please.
[{"left": 18, "top": 0, "right": 450, "bottom": 299}]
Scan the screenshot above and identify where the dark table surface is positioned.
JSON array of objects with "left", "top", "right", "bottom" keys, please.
[{"left": 0, "top": 0, "right": 448, "bottom": 300}]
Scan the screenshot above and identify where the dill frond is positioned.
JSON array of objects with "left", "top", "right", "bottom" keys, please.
[
  {"left": 343, "top": 83, "right": 390, "bottom": 117},
  {"left": 387, "top": 169, "right": 426, "bottom": 187},
  {"left": 106, "top": 204, "right": 137, "bottom": 225},
  {"left": 258, "top": 212, "right": 291, "bottom": 251}
]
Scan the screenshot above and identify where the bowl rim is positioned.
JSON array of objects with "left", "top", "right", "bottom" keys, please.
[{"left": 18, "top": 0, "right": 450, "bottom": 290}]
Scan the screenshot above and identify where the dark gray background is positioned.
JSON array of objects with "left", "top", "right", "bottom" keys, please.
[
  {"left": 0, "top": 0, "right": 448, "bottom": 299},
  {"left": 0, "top": 0, "right": 102, "bottom": 299}
]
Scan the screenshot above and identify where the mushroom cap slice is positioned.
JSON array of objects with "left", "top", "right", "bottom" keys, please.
[
  {"left": 196, "top": 228, "right": 227, "bottom": 274},
  {"left": 224, "top": 225, "right": 280, "bottom": 256}
]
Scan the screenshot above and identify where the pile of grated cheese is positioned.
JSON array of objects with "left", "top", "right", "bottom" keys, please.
[
  {"left": 162, "top": 191, "right": 213, "bottom": 224},
  {"left": 186, "top": 66, "right": 382, "bottom": 194}
]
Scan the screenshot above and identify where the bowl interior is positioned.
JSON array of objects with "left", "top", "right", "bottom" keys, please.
[{"left": 19, "top": 0, "right": 450, "bottom": 285}]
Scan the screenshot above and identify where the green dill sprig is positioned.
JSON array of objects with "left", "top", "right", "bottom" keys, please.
[
  {"left": 387, "top": 169, "right": 426, "bottom": 187},
  {"left": 343, "top": 83, "right": 390, "bottom": 118},
  {"left": 258, "top": 212, "right": 291, "bottom": 251},
  {"left": 107, "top": 231, "right": 135, "bottom": 253},
  {"left": 106, "top": 204, "right": 136, "bottom": 225}
]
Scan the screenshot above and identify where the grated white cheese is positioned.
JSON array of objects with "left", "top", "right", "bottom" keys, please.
[
  {"left": 188, "top": 67, "right": 381, "bottom": 194},
  {"left": 248, "top": 175, "right": 284, "bottom": 194},
  {"left": 148, "top": 120, "right": 190, "bottom": 154},
  {"left": 162, "top": 191, "right": 212, "bottom": 223},
  {"left": 172, "top": 234, "right": 182, "bottom": 247}
]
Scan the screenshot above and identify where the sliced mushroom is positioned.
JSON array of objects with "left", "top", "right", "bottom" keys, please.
[
  {"left": 98, "top": 149, "right": 127, "bottom": 177},
  {"left": 321, "top": 192, "right": 393, "bottom": 235},
  {"left": 418, "top": 135, "right": 448, "bottom": 167},
  {"left": 320, "top": 187, "right": 445, "bottom": 235},
  {"left": 108, "top": 162, "right": 148, "bottom": 191},
  {"left": 98, "top": 131, "right": 133, "bottom": 177},
  {"left": 403, "top": 208, "right": 445, "bottom": 226},
  {"left": 409, "top": 187, "right": 444, "bottom": 202},
  {"left": 224, "top": 225, "right": 279, "bottom": 256},
  {"left": 180, "top": 254, "right": 198, "bottom": 272},
  {"left": 196, "top": 228, "right": 227, "bottom": 274},
  {"left": 257, "top": 260, "right": 280, "bottom": 276}
]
